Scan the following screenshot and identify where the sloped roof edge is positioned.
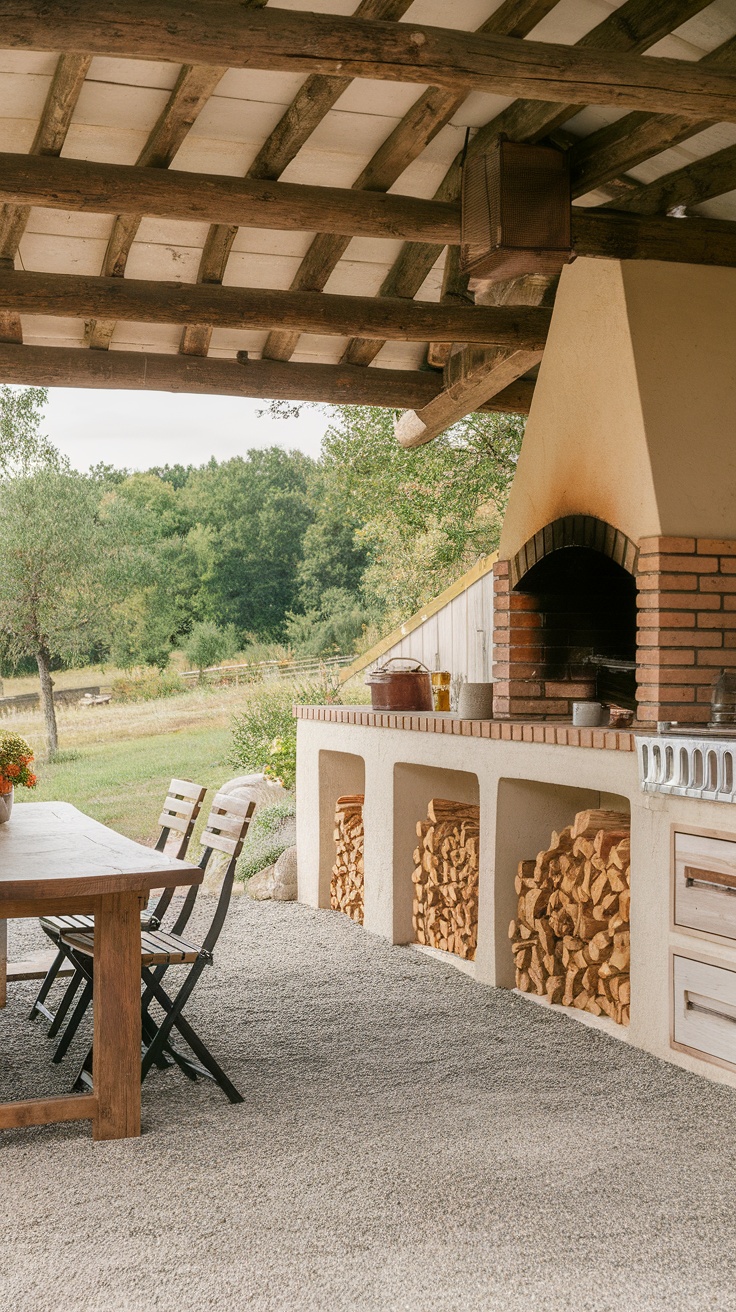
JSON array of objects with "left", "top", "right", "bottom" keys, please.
[{"left": 339, "top": 550, "right": 498, "bottom": 683}]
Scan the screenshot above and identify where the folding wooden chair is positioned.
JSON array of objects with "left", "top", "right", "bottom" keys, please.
[
  {"left": 63, "top": 791, "right": 255, "bottom": 1103},
  {"left": 29, "top": 778, "right": 207, "bottom": 1043}
]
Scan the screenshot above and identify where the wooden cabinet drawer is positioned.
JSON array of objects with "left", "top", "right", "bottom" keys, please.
[
  {"left": 673, "top": 955, "right": 736, "bottom": 1066},
  {"left": 674, "top": 831, "right": 736, "bottom": 940}
]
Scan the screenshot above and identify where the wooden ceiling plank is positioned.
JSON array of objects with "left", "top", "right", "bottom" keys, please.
[
  {"left": 0, "top": 342, "right": 532, "bottom": 413},
  {"left": 5, "top": 5, "right": 736, "bottom": 120},
  {"left": 342, "top": 0, "right": 704, "bottom": 368},
  {"left": 0, "top": 269, "right": 553, "bottom": 347},
  {"left": 570, "top": 35, "right": 736, "bottom": 202},
  {"left": 0, "top": 153, "right": 462, "bottom": 243},
  {"left": 179, "top": 0, "right": 415, "bottom": 358},
  {"left": 261, "top": 1, "right": 559, "bottom": 364},
  {"left": 85, "top": 60, "right": 229, "bottom": 349},
  {"left": 0, "top": 52, "right": 91, "bottom": 260}
]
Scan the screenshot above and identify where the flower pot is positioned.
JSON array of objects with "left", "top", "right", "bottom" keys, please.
[{"left": 0, "top": 787, "right": 14, "bottom": 823}]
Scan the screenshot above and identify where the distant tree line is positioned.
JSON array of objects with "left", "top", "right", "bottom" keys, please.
[{"left": 0, "top": 387, "right": 524, "bottom": 746}]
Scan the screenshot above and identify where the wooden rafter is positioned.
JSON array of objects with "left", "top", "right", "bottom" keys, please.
[
  {"left": 611, "top": 144, "right": 736, "bottom": 218},
  {"left": 179, "top": 0, "right": 415, "bottom": 358},
  {"left": 0, "top": 153, "right": 461, "bottom": 244},
  {"left": 570, "top": 36, "right": 736, "bottom": 202},
  {"left": 342, "top": 0, "right": 706, "bottom": 368},
  {"left": 84, "top": 60, "right": 230, "bottom": 349},
  {"left": 0, "top": 51, "right": 91, "bottom": 344},
  {"left": 6, "top": 5, "right": 736, "bottom": 120},
  {"left": 0, "top": 270, "right": 553, "bottom": 347},
  {"left": 394, "top": 346, "right": 542, "bottom": 447},
  {"left": 0, "top": 343, "right": 533, "bottom": 413},
  {"left": 261, "top": 0, "right": 556, "bottom": 365}
]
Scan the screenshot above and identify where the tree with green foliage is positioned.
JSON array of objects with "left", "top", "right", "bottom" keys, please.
[
  {"left": 0, "top": 466, "right": 154, "bottom": 755},
  {"left": 183, "top": 448, "right": 316, "bottom": 638},
  {"left": 311, "top": 405, "right": 524, "bottom": 626},
  {"left": 185, "top": 620, "right": 237, "bottom": 680}
]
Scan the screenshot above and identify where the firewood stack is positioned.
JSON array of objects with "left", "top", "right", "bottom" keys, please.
[
  {"left": 330, "top": 794, "right": 365, "bottom": 924},
  {"left": 509, "top": 809, "right": 631, "bottom": 1025},
  {"left": 412, "top": 798, "right": 480, "bottom": 960}
]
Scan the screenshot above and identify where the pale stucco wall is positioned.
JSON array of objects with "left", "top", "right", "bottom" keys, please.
[
  {"left": 297, "top": 716, "right": 736, "bottom": 1091},
  {"left": 499, "top": 258, "right": 736, "bottom": 559}
]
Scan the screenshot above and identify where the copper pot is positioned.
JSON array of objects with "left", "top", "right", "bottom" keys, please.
[{"left": 366, "top": 658, "right": 434, "bottom": 712}]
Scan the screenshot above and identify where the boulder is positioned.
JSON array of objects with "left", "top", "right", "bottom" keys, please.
[
  {"left": 218, "top": 773, "right": 289, "bottom": 811},
  {"left": 246, "top": 864, "right": 277, "bottom": 900},
  {"left": 272, "top": 845, "right": 297, "bottom": 901}
]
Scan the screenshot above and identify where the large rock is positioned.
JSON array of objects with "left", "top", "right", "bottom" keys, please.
[
  {"left": 272, "top": 845, "right": 297, "bottom": 901},
  {"left": 218, "top": 773, "right": 290, "bottom": 810},
  {"left": 246, "top": 845, "right": 297, "bottom": 902}
]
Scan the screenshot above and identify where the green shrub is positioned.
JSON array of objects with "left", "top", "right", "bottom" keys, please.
[
  {"left": 111, "top": 667, "right": 186, "bottom": 702},
  {"left": 237, "top": 798, "right": 296, "bottom": 882},
  {"left": 230, "top": 670, "right": 348, "bottom": 789}
]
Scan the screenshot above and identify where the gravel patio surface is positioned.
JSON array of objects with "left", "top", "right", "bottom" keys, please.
[{"left": 2, "top": 898, "right": 736, "bottom": 1312}]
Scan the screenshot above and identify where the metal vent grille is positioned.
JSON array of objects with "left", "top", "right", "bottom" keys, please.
[{"left": 461, "top": 139, "right": 571, "bottom": 282}]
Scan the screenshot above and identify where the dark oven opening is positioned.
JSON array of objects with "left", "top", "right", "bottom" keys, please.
[{"left": 516, "top": 546, "right": 637, "bottom": 710}]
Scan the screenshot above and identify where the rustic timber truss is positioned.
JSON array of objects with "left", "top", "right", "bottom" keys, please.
[{"left": 2, "top": 1, "right": 736, "bottom": 439}]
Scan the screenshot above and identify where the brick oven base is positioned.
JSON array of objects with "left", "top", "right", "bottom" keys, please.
[{"left": 296, "top": 708, "right": 736, "bottom": 1091}]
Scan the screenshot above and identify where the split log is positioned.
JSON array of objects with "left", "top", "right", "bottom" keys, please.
[
  {"left": 413, "top": 798, "right": 480, "bottom": 960},
  {"left": 510, "top": 809, "right": 631, "bottom": 1025},
  {"left": 331, "top": 794, "right": 365, "bottom": 924}
]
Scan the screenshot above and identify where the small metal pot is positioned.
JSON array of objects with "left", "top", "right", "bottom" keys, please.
[{"left": 366, "top": 658, "right": 434, "bottom": 712}]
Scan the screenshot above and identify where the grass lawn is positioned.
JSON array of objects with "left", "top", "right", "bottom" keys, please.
[{"left": 16, "top": 723, "right": 233, "bottom": 846}]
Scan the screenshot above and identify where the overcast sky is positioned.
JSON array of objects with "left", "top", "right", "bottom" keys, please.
[{"left": 41, "top": 387, "right": 334, "bottom": 472}]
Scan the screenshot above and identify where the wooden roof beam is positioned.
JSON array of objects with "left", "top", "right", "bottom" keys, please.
[
  {"left": 6, "top": 5, "right": 736, "bottom": 120},
  {"left": 0, "top": 342, "right": 532, "bottom": 413},
  {"left": 0, "top": 270, "right": 552, "bottom": 347},
  {"left": 259, "top": 1, "right": 556, "bottom": 365},
  {"left": 341, "top": 0, "right": 709, "bottom": 368},
  {"left": 570, "top": 35, "right": 736, "bottom": 202},
  {"left": 0, "top": 152, "right": 461, "bottom": 245},
  {"left": 394, "top": 347, "right": 542, "bottom": 448}
]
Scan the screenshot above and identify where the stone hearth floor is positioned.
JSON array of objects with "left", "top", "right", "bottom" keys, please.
[{"left": 2, "top": 898, "right": 735, "bottom": 1312}]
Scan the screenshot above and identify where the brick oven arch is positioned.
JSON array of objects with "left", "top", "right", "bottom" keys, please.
[{"left": 509, "top": 516, "right": 639, "bottom": 589}]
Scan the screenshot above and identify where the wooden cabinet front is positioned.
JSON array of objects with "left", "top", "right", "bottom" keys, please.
[{"left": 674, "top": 831, "right": 736, "bottom": 941}]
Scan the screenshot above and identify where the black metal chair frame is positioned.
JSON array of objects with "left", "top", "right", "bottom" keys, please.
[
  {"left": 29, "top": 779, "right": 207, "bottom": 1039},
  {"left": 64, "top": 793, "right": 255, "bottom": 1104}
]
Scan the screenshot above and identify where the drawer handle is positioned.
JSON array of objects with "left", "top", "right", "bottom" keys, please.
[
  {"left": 686, "top": 993, "right": 736, "bottom": 1025},
  {"left": 684, "top": 865, "right": 736, "bottom": 894}
]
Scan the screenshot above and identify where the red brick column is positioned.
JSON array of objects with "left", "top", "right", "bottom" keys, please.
[{"left": 636, "top": 536, "right": 736, "bottom": 725}]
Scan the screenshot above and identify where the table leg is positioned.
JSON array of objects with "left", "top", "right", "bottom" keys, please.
[
  {"left": 0, "top": 918, "right": 6, "bottom": 1009},
  {"left": 93, "top": 891, "right": 142, "bottom": 1140}
]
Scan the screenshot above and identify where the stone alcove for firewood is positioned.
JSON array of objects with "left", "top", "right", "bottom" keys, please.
[
  {"left": 393, "top": 763, "right": 479, "bottom": 950},
  {"left": 320, "top": 749, "right": 365, "bottom": 911}
]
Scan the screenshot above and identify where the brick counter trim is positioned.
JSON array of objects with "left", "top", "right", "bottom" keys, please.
[{"left": 293, "top": 706, "right": 635, "bottom": 751}]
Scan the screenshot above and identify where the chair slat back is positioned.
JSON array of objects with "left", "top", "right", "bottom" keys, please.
[
  {"left": 199, "top": 796, "right": 256, "bottom": 957},
  {"left": 200, "top": 791, "right": 254, "bottom": 861},
  {"left": 156, "top": 780, "right": 208, "bottom": 859},
  {"left": 150, "top": 779, "right": 207, "bottom": 925}
]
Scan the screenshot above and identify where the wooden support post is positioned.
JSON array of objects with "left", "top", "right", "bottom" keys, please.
[{"left": 93, "top": 891, "right": 142, "bottom": 1141}]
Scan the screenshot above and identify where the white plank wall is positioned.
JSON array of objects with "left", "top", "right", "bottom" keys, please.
[{"left": 367, "top": 570, "right": 494, "bottom": 680}]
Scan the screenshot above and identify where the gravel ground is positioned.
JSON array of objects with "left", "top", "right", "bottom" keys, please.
[{"left": 3, "top": 899, "right": 736, "bottom": 1312}]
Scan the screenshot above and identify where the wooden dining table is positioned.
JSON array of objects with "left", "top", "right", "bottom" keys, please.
[{"left": 0, "top": 801, "right": 202, "bottom": 1140}]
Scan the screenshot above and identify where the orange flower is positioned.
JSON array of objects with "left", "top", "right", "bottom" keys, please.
[
  {"left": 26, "top": 772, "right": 37, "bottom": 788},
  {"left": 0, "top": 780, "right": 12, "bottom": 795},
  {"left": 5, "top": 763, "right": 20, "bottom": 779}
]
